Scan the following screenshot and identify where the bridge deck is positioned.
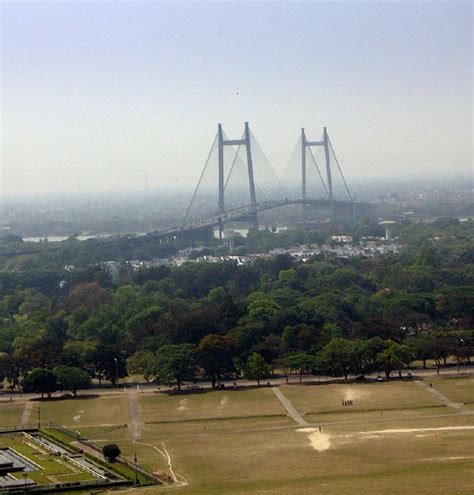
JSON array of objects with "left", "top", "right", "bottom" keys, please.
[{"left": 144, "top": 199, "right": 371, "bottom": 240}]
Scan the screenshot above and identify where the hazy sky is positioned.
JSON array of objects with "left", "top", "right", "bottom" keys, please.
[{"left": 1, "top": 1, "right": 472, "bottom": 196}]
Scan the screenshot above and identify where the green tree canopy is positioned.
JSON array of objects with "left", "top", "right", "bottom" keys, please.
[
  {"left": 243, "top": 353, "right": 270, "bottom": 386},
  {"left": 154, "top": 344, "right": 195, "bottom": 390},
  {"left": 195, "top": 334, "right": 238, "bottom": 388},
  {"left": 22, "top": 368, "right": 57, "bottom": 398},
  {"left": 54, "top": 365, "right": 92, "bottom": 397}
]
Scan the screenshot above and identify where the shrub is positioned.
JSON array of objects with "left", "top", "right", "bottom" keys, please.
[{"left": 102, "top": 443, "right": 121, "bottom": 462}]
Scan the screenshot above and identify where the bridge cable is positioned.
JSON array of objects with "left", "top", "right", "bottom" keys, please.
[
  {"left": 307, "top": 145, "right": 330, "bottom": 197},
  {"left": 248, "top": 129, "right": 286, "bottom": 201},
  {"left": 328, "top": 136, "right": 353, "bottom": 201},
  {"left": 183, "top": 132, "right": 218, "bottom": 225}
]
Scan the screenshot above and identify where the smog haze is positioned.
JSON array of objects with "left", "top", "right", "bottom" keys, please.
[{"left": 1, "top": 1, "right": 472, "bottom": 196}]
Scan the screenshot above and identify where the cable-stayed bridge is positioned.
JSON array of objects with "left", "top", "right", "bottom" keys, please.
[{"left": 146, "top": 122, "right": 374, "bottom": 245}]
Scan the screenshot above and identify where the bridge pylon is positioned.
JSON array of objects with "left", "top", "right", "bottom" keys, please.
[
  {"left": 300, "top": 126, "right": 351, "bottom": 223},
  {"left": 217, "top": 122, "right": 258, "bottom": 238},
  {"left": 301, "top": 127, "right": 333, "bottom": 201}
]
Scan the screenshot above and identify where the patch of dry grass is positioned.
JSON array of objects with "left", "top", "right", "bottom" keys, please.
[
  {"left": 430, "top": 375, "right": 474, "bottom": 404},
  {"left": 138, "top": 388, "right": 285, "bottom": 424},
  {"left": 280, "top": 381, "right": 442, "bottom": 416}
]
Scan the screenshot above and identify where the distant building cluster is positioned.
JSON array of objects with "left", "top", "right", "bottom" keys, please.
[{"left": 93, "top": 238, "right": 401, "bottom": 280}]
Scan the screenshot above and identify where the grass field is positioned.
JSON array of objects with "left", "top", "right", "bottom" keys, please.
[
  {"left": 2, "top": 378, "right": 474, "bottom": 494},
  {"left": 430, "top": 375, "right": 474, "bottom": 405},
  {"left": 138, "top": 387, "right": 286, "bottom": 423},
  {"left": 37, "top": 394, "right": 129, "bottom": 427},
  {"left": 280, "top": 380, "right": 443, "bottom": 416},
  {"left": 110, "top": 413, "right": 474, "bottom": 495},
  {"left": 0, "top": 401, "right": 23, "bottom": 426}
]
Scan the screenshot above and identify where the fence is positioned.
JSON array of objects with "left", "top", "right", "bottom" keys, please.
[
  {"left": 22, "top": 432, "right": 60, "bottom": 456},
  {"left": 78, "top": 437, "right": 164, "bottom": 485},
  {"left": 0, "top": 478, "right": 134, "bottom": 494},
  {"left": 0, "top": 425, "right": 38, "bottom": 434}
]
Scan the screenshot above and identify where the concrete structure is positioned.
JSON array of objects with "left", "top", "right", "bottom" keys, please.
[{"left": 132, "top": 123, "right": 375, "bottom": 248}]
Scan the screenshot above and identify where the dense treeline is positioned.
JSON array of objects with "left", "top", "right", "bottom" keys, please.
[{"left": 0, "top": 218, "right": 472, "bottom": 395}]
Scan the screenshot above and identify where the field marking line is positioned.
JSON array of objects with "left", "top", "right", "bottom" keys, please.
[
  {"left": 357, "top": 425, "right": 474, "bottom": 435},
  {"left": 271, "top": 387, "right": 308, "bottom": 426},
  {"left": 415, "top": 380, "right": 470, "bottom": 413},
  {"left": 132, "top": 439, "right": 188, "bottom": 487},
  {"left": 20, "top": 401, "right": 33, "bottom": 426},
  {"left": 127, "top": 391, "right": 142, "bottom": 439}
]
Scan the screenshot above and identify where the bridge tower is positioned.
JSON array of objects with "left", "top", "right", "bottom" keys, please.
[
  {"left": 300, "top": 127, "right": 356, "bottom": 224},
  {"left": 301, "top": 127, "right": 333, "bottom": 202},
  {"left": 300, "top": 127, "right": 333, "bottom": 223},
  {"left": 217, "top": 122, "right": 258, "bottom": 237}
]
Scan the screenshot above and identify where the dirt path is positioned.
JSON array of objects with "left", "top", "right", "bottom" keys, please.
[
  {"left": 20, "top": 401, "right": 33, "bottom": 426},
  {"left": 132, "top": 440, "right": 187, "bottom": 486},
  {"left": 127, "top": 392, "right": 142, "bottom": 439},
  {"left": 272, "top": 387, "right": 307, "bottom": 426},
  {"left": 416, "top": 380, "right": 471, "bottom": 413}
]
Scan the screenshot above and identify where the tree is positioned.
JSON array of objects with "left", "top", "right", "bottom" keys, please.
[
  {"left": 317, "top": 338, "right": 357, "bottom": 380},
  {"left": 413, "top": 337, "right": 449, "bottom": 373},
  {"left": 428, "top": 338, "right": 450, "bottom": 374},
  {"left": 125, "top": 306, "right": 163, "bottom": 343},
  {"left": 412, "top": 338, "right": 433, "bottom": 369},
  {"left": 19, "top": 336, "right": 63, "bottom": 369},
  {"left": 288, "top": 353, "right": 317, "bottom": 383},
  {"left": 353, "top": 337, "right": 390, "bottom": 376},
  {"left": 102, "top": 443, "right": 121, "bottom": 462},
  {"left": 154, "top": 344, "right": 195, "bottom": 390},
  {"left": 376, "top": 342, "right": 413, "bottom": 379},
  {"left": 54, "top": 365, "right": 92, "bottom": 397},
  {"left": 0, "top": 354, "right": 30, "bottom": 390},
  {"left": 247, "top": 296, "right": 281, "bottom": 323},
  {"left": 195, "top": 334, "right": 238, "bottom": 388},
  {"left": 127, "top": 350, "right": 156, "bottom": 382},
  {"left": 22, "top": 368, "right": 57, "bottom": 398},
  {"left": 67, "top": 282, "right": 112, "bottom": 313},
  {"left": 84, "top": 345, "right": 127, "bottom": 386},
  {"left": 250, "top": 333, "right": 282, "bottom": 365},
  {"left": 274, "top": 356, "right": 292, "bottom": 384},
  {"left": 243, "top": 353, "right": 270, "bottom": 386}
]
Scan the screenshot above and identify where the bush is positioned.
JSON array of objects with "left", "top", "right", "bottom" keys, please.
[{"left": 102, "top": 443, "right": 121, "bottom": 462}]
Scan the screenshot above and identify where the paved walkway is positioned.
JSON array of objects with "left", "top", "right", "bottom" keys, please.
[
  {"left": 271, "top": 387, "right": 307, "bottom": 426},
  {"left": 20, "top": 401, "right": 33, "bottom": 427},
  {"left": 416, "top": 380, "right": 470, "bottom": 413},
  {"left": 128, "top": 391, "right": 142, "bottom": 439}
]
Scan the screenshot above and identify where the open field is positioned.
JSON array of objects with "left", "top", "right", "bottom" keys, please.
[
  {"left": 280, "top": 380, "right": 443, "bottom": 416},
  {"left": 37, "top": 395, "right": 130, "bottom": 427},
  {"left": 430, "top": 375, "right": 474, "bottom": 405},
  {"left": 0, "top": 401, "right": 23, "bottom": 426},
  {"left": 2, "top": 379, "right": 474, "bottom": 494},
  {"left": 138, "top": 387, "right": 286, "bottom": 423}
]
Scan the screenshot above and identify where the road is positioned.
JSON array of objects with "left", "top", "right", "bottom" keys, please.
[{"left": 1, "top": 364, "right": 473, "bottom": 404}]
